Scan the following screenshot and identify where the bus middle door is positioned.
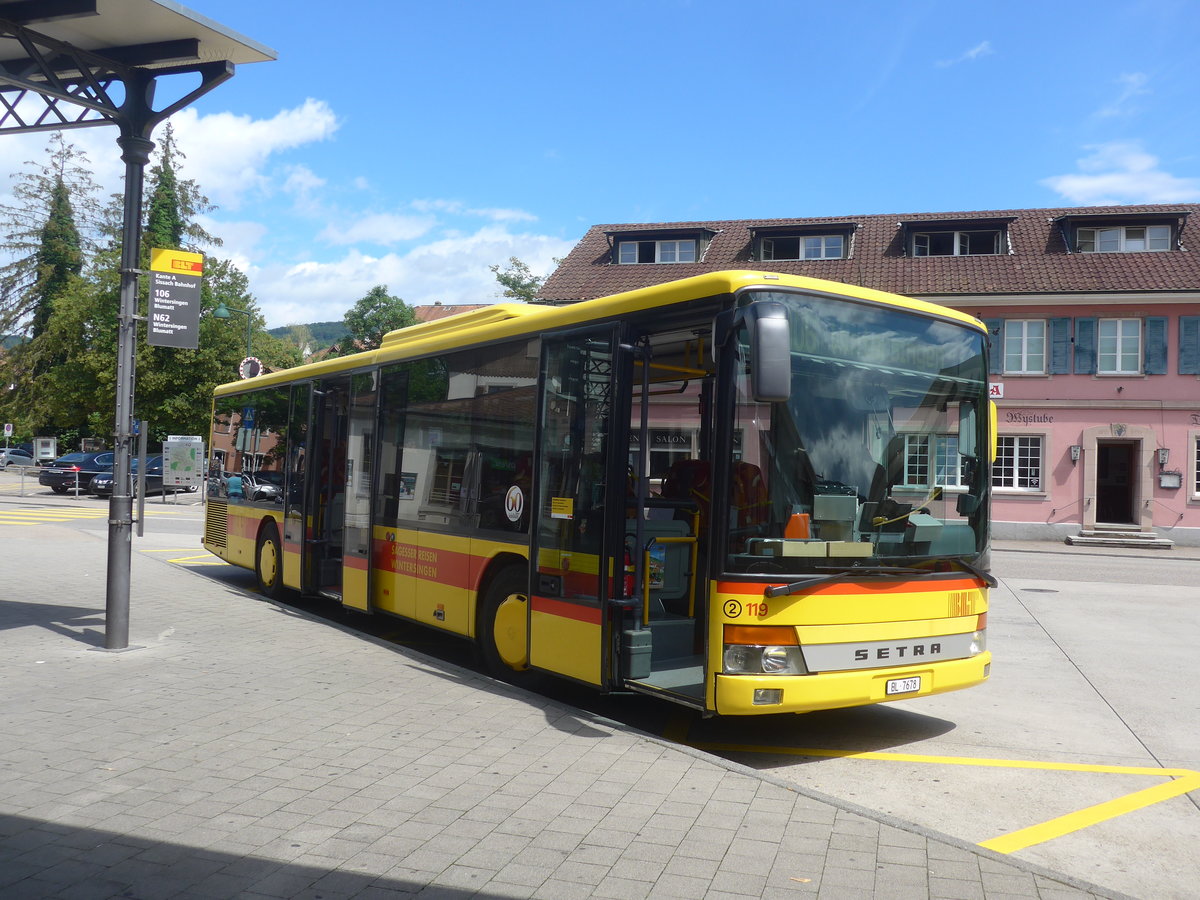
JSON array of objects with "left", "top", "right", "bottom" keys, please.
[{"left": 529, "top": 325, "right": 623, "bottom": 687}]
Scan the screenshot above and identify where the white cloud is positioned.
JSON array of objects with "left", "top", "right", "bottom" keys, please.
[
  {"left": 1095, "top": 72, "right": 1150, "bottom": 118},
  {"left": 1042, "top": 141, "right": 1200, "bottom": 205},
  {"left": 936, "top": 40, "right": 993, "bottom": 68},
  {"left": 0, "top": 99, "right": 339, "bottom": 216},
  {"left": 411, "top": 198, "right": 537, "bottom": 222},
  {"left": 248, "top": 225, "right": 576, "bottom": 326},
  {"left": 167, "top": 98, "right": 339, "bottom": 209},
  {"left": 283, "top": 164, "right": 326, "bottom": 197},
  {"left": 318, "top": 212, "right": 437, "bottom": 246}
]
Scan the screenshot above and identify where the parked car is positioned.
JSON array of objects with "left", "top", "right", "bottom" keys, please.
[
  {"left": 89, "top": 455, "right": 189, "bottom": 497},
  {"left": 246, "top": 470, "right": 284, "bottom": 502},
  {"left": 38, "top": 451, "right": 114, "bottom": 494},
  {"left": 0, "top": 447, "right": 37, "bottom": 469}
]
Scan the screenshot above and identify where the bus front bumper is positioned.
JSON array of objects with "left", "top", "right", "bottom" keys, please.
[{"left": 714, "top": 652, "right": 991, "bottom": 715}]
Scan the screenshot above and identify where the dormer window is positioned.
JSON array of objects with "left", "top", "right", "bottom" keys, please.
[
  {"left": 912, "top": 229, "right": 1001, "bottom": 256},
  {"left": 762, "top": 235, "right": 844, "bottom": 260},
  {"left": 750, "top": 223, "right": 856, "bottom": 262},
  {"left": 1057, "top": 211, "right": 1185, "bottom": 255},
  {"left": 617, "top": 238, "right": 697, "bottom": 264},
  {"left": 1076, "top": 225, "right": 1171, "bottom": 253},
  {"left": 900, "top": 217, "right": 1013, "bottom": 258}
]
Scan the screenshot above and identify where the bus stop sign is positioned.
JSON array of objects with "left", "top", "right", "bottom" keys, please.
[{"left": 147, "top": 248, "right": 204, "bottom": 349}]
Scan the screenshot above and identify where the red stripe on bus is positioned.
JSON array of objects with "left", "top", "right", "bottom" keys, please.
[
  {"left": 344, "top": 555, "right": 369, "bottom": 571},
  {"left": 718, "top": 577, "right": 983, "bottom": 595},
  {"left": 531, "top": 595, "right": 602, "bottom": 625},
  {"left": 371, "top": 539, "right": 475, "bottom": 589}
]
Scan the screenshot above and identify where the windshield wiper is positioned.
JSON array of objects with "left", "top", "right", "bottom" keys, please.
[
  {"left": 764, "top": 566, "right": 931, "bottom": 598},
  {"left": 933, "top": 556, "right": 998, "bottom": 588}
]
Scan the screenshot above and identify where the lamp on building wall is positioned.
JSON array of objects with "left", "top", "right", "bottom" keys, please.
[
  {"left": 1069, "top": 445, "right": 1082, "bottom": 464},
  {"left": 1157, "top": 447, "right": 1170, "bottom": 468}
]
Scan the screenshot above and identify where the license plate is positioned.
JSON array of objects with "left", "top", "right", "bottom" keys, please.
[{"left": 886, "top": 676, "right": 921, "bottom": 695}]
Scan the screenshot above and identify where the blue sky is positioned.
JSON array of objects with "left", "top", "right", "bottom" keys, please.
[{"left": 3, "top": 0, "right": 1199, "bottom": 327}]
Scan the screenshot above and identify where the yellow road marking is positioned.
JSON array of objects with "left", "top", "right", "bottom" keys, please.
[
  {"left": 980, "top": 771, "right": 1200, "bottom": 854},
  {"left": 687, "top": 739, "right": 1200, "bottom": 853}
]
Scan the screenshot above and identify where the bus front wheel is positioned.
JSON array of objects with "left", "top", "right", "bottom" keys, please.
[
  {"left": 256, "top": 523, "right": 284, "bottom": 599},
  {"left": 478, "top": 567, "right": 531, "bottom": 680}
]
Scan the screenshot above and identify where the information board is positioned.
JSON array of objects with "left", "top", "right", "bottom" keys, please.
[{"left": 163, "top": 435, "right": 204, "bottom": 489}]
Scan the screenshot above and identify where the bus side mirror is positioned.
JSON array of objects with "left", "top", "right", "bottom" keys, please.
[
  {"left": 958, "top": 401, "right": 977, "bottom": 458},
  {"left": 746, "top": 302, "right": 791, "bottom": 403},
  {"left": 989, "top": 400, "right": 997, "bottom": 463}
]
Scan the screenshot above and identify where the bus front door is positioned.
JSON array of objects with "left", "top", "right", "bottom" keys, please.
[{"left": 530, "top": 326, "right": 622, "bottom": 687}]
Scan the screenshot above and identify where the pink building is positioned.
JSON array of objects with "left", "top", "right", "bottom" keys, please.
[{"left": 541, "top": 205, "right": 1200, "bottom": 548}]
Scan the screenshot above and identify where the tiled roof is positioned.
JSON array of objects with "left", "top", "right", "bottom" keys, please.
[{"left": 538, "top": 204, "right": 1200, "bottom": 302}]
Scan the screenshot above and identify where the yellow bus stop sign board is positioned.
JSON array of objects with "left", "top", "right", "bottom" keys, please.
[{"left": 148, "top": 248, "right": 204, "bottom": 349}]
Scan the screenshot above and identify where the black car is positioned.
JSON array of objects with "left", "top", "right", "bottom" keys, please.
[
  {"left": 90, "top": 455, "right": 189, "bottom": 497},
  {"left": 39, "top": 451, "right": 114, "bottom": 494}
]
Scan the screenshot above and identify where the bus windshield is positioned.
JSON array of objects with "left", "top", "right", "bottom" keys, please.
[{"left": 727, "top": 290, "right": 989, "bottom": 575}]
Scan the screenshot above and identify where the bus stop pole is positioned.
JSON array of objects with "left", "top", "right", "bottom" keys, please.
[{"left": 104, "top": 130, "right": 154, "bottom": 651}]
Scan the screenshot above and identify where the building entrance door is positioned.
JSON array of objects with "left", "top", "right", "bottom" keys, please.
[{"left": 1095, "top": 441, "right": 1136, "bottom": 525}]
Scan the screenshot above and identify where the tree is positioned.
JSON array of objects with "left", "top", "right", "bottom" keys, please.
[
  {"left": 489, "top": 256, "right": 548, "bottom": 303},
  {"left": 332, "top": 285, "right": 416, "bottom": 356},
  {"left": 142, "top": 123, "right": 219, "bottom": 256},
  {"left": 0, "top": 133, "right": 99, "bottom": 336},
  {"left": 0, "top": 125, "right": 297, "bottom": 448}
]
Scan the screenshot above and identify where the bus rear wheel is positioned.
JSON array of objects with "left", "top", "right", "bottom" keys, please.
[
  {"left": 256, "top": 523, "right": 284, "bottom": 599},
  {"left": 478, "top": 566, "right": 531, "bottom": 681}
]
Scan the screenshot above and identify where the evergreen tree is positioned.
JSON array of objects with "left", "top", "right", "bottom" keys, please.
[
  {"left": 0, "top": 126, "right": 299, "bottom": 446},
  {"left": 0, "top": 133, "right": 98, "bottom": 335},
  {"left": 141, "top": 123, "right": 219, "bottom": 257}
]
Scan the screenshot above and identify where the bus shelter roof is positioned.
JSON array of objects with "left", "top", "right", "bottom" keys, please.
[{"left": 0, "top": 0, "right": 274, "bottom": 72}]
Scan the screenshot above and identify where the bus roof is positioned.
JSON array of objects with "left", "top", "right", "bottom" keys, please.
[{"left": 214, "top": 270, "right": 986, "bottom": 396}]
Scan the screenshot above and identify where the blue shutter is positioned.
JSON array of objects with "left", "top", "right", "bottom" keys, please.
[
  {"left": 982, "top": 318, "right": 1002, "bottom": 375},
  {"left": 1074, "top": 318, "right": 1097, "bottom": 374},
  {"left": 1048, "top": 318, "right": 1072, "bottom": 374},
  {"left": 1180, "top": 317, "right": 1200, "bottom": 375},
  {"left": 1143, "top": 317, "right": 1168, "bottom": 375}
]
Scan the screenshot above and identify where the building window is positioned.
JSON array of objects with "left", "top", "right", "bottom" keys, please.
[
  {"left": 1003, "top": 320, "right": 1046, "bottom": 374},
  {"left": 1098, "top": 318, "right": 1141, "bottom": 374},
  {"left": 618, "top": 239, "right": 697, "bottom": 264},
  {"left": 762, "top": 235, "right": 844, "bottom": 260},
  {"left": 1193, "top": 435, "right": 1200, "bottom": 499},
  {"left": 913, "top": 230, "right": 1001, "bottom": 256},
  {"left": 993, "top": 436, "right": 1043, "bottom": 490},
  {"left": 902, "top": 434, "right": 965, "bottom": 488},
  {"left": 1076, "top": 225, "right": 1171, "bottom": 253}
]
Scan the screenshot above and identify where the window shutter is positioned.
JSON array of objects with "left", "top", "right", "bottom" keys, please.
[
  {"left": 982, "top": 318, "right": 1002, "bottom": 375},
  {"left": 1074, "top": 318, "right": 1097, "bottom": 374},
  {"left": 1143, "top": 317, "right": 1168, "bottom": 375},
  {"left": 1181, "top": 316, "right": 1200, "bottom": 375},
  {"left": 1048, "top": 318, "right": 1072, "bottom": 374}
]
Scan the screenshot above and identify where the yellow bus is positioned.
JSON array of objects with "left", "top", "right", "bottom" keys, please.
[{"left": 204, "top": 270, "right": 993, "bottom": 715}]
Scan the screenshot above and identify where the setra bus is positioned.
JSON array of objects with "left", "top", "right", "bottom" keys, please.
[{"left": 204, "top": 270, "right": 994, "bottom": 715}]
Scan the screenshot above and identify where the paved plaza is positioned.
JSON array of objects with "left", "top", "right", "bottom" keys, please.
[{"left": 0, "top": 494, "right": 1127, "bottom": 898}]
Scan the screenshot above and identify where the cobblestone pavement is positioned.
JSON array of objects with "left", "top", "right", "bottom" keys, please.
[{"left": 0, "top": 506, "right": 1128, "bottom": 898}]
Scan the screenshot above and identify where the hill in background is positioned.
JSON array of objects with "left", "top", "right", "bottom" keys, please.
[{"left": 267, "top": 321, "right": 345, "bottom": 352}]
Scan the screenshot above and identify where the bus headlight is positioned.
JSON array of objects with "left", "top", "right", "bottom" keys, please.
[
  {"left": 722, "top": 625, "right": 807, "bottom": 675},
  {"left": 970, "top": 613, "right": 987, "bottom": 656}
]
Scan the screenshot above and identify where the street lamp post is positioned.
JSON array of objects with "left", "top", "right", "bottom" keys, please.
[{"left": 213, "top": 301, "right": 253, "bottom": 361}]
